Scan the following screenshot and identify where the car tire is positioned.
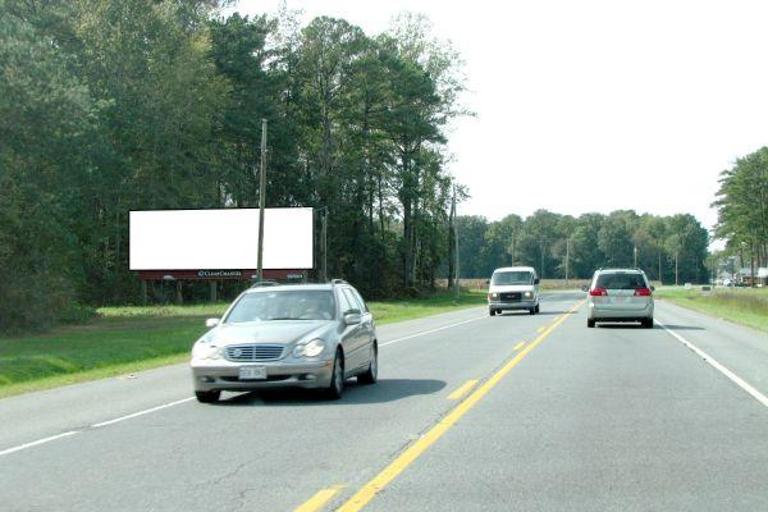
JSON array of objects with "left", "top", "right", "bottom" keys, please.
[
  {"left": 195, "top": 390, "right": 220, "bottom": 403},
  {"left": 324, "top": 349, "right": 345, "bottom": 400},
  {"left": 643, "top": 318, "right": 654, "bottom": 329},
  {"left": 535, "top": 304, "right": 540, "bottom": 314},
  {"left": 358, "top": 344, "right": 378, "bottom": 385},
  {"left": 587, "top": 319, "right": 596, "bottom": 328},
  {"left": 489, "top": 309, "right": 496, "bottom": 317},
  {"left": 529, "top": 308, "right": 535, "bottom": 315}
]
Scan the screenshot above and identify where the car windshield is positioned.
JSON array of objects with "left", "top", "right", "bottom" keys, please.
[
  {"left": 492, "top": 271, "right": 533, "bottom": 285},
  {"left": 225, "top": 290, "right": 336, "bottom": 323},
  {"left": 596, "top": 273, "right": 647, "bottom": 289}
]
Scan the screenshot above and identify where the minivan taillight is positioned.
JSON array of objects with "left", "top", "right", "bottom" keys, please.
[
  {"left": 634, "top": 287, "right": 652, "bottom": 297},
  {"left": 589, "top": 287, "right": 607, "bottom": 296}
]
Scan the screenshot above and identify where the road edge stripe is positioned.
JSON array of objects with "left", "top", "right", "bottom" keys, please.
[
  {"left": 337, "top": 300, "right": 583, "bottom": 512},
  {"left": 657, "top": 320, "right": 768, "bottom": 408}
]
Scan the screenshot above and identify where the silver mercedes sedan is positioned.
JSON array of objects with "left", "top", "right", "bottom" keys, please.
[{"left": 190, "top": 280, "right": 377, "bottom": 403}]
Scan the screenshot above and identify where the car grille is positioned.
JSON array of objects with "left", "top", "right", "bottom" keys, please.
[
  {"left": 500, "top": 292, "right": 522, "bottom": 302},
  {"left": 224, "top": 344, "right": 284, "bottom": 362}
]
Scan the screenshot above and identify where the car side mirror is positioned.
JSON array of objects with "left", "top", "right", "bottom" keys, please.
[
  {"left": 580, "top": 285, "right": 588, "bottom": 292},
  {"left": 650, "top": 285, "right": 656, "bottom": 292},
  {"left": 485, "top": 279, "right": 490, "bottom": 285},
  {"left": 205, "top": 318, "right": 220, "bottom": 328},
  {"left": 344, "top": 310, "right": 362, "bottom": 326},
  {"left": 534, "top": 278, "right": 540, "bottom": 285}
]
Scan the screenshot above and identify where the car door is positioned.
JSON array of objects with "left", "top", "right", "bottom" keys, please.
[
  {"left": 338, "top": 288, "right": 367, "bottom": 373},
  {"left": 350, "top": 287, "right": 375, "bottom": 359}
]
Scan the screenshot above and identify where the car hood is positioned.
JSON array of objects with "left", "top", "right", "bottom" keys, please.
[
  {"left": 208, "top": 320, "right": 334, "bottom": 346},
  {"left": 489, "top": 285, "right": 535, "bottom": 293}
]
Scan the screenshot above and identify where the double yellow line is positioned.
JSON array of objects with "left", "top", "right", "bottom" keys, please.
[{"left": 334, "top": 300, "right": 583, "bottom": 512}]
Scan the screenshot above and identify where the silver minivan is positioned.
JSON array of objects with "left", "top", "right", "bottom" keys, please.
[{"left": 586, "top": 269, "right": 654, "bottom": 328}]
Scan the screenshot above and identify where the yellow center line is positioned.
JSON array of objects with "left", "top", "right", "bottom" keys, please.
[
  {"left": 513, "top": 341, "right": 526, "bottom": 351},
  {"left": 537, "top": 326, "right": 545, "bottom": 333},
  {"left": 337, "top": 300, "right": 584, "bottom": 512},
  {"left": 295, "top": 485, "right": 345, "bottom": 512},
  {"left": 447, "top": 379, "right": 479, "bottom": 400}
]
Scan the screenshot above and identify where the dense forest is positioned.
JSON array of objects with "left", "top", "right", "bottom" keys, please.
[
  {"left": 451, "top": 210, "right": 710, "bottom": 284},
  {"left": 0, "top": 1, "right": 468, "bottom": 330}
]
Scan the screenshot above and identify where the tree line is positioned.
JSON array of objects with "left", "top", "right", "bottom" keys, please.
[
  {"left": 0, "top": 0, "right": 467, "bottom": 331},
  {"left": 451, "top": 209, "right": 709, "bottom": 284},
  {"left": 713, "top": 146, "right": 768, "bottom": 270}
]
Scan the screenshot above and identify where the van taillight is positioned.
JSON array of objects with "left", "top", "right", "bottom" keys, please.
[
  {"left": 589, "top": 287, "right": 607, "bottom": 296},
  {"left": 634, "top": 287, "right": 652, "bottom": 297}
]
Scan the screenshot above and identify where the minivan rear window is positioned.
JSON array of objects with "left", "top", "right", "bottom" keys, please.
[
  {"left": 596, "top": 273, "right": 647, "bottom": 290},
  {"left": 492, "top": 271, "right": 533, "bottom": 285}
]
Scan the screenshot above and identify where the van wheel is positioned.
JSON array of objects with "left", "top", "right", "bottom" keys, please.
[
  {"left": 529, "top": 308, "right": 535, "bottom": 315},
  {"left": 587, "top": 319, "right": 596, "bottom": 328},
  {"left": 489, "top": 309, "right": 496, "bottom": 317},
  {"left": 642, "top": 318, "right": 654, "bottom": 329},
  {"left": 535, "top": 304, "right": 540, "bottom": 314}
]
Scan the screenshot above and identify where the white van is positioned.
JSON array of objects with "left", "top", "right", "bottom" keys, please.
[{"left": 487, "top": 266, "right": 540, "bottom": 316}]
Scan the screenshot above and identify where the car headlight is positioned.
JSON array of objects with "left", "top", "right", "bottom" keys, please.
[
  {"left": 524, "top": 291, "right": 533, "bottom": 299},
  {"left": 192, "top": 342, "right": 221, "bottom": 360},
  {"left": 488, "top": 293, "right": 499, "bottom": 300},
  {"left": 293, "top": 338, "right": 326, "bottom": 358}
]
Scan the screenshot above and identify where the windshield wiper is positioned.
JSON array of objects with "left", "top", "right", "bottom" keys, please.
[{"left": 266, "top": 316, "right": 305, "bottom": 321}]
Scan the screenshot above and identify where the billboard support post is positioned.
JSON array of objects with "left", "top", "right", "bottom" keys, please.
[{"left": 257, "top": 118, "right": 268, "bottom": 281}]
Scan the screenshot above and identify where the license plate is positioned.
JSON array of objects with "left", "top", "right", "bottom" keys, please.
[{"left": 239, "top": 366, "right": 267, "bottom": 380}]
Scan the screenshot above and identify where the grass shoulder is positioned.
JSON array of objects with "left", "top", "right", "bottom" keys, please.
[{"left": 655, "top": 286, "right": 768, "bottom": 333}]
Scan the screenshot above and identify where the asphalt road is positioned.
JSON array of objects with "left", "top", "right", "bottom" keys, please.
[{"left": 2, "top": 291, "right": 767, "bottom": 511}]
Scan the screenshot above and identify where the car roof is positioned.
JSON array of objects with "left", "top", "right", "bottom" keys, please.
[
  {"left": 244, "top": 283, "right": 336, "bottom": 294},
  {"left": 493, "top": 266, "right": 536, "bottom": 273},
  {"left": 595, "top": 268, "right": 645, "bottom": 274}
]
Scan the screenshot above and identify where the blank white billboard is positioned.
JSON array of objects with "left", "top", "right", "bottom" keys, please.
[{"left": 129, "top": 208, "right": 313, "bottom": 270}]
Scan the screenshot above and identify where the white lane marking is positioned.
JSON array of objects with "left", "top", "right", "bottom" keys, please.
[
  {"left": 657, "top": 320, "right": 768, "bottom": 408},
  {"left": 0, "top": 397, "right": 195, "bottom": 457},
  {"left": 91, "top": 397, "right": 195, "bottom": 428},
  {"left": 379, "top": 316, "right": 485, "bottom": 348},
  {"left": 0, "top": 431, "right": 79, "bottom": 457}
]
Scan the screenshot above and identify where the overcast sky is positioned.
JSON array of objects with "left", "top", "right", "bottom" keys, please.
[{"left": 234, "top": 1, "right": 768, "bottom": 248}]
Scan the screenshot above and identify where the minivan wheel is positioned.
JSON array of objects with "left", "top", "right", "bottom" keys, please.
[
  {"left": 324, "top": 349, "right": 344, "bottom": 399},
  {"left": 489, "top": 309, "right": 496, "bottom": 317},
  {"left": 587, "top": 319, "right": 596, "bottom": 328},
  {"left": 195, "top": 390, "right": 220, "bottom": 403},
  {"left": 529, "top": 308, "right": 535, "bottom": 315},
  {"left": 643, "top": 318, "right": 654, "bottom": 329},
  {"left": 535, "top": 304, "right": 540, "bottom": 314},
  {"left": 358, "top": 345, "right": 378, "bottom": 385}
]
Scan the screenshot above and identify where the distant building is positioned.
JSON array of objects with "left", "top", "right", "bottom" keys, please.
[{"left": 738, "top": 267, "right": 768, "bottom": 286}]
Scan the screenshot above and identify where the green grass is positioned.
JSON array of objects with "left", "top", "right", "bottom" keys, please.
[
  {"left": 0, "top": 291, "right": 485, "bottom": 399},
  {"left": 655, "top": 286, "right": 768, "bottom": 333}
]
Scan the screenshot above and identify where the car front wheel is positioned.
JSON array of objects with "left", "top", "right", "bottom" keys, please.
[
  {"left": 587, "top": 319, "right": 596, "bottom": 328},
  {"left": 324, "top": 349, "right": 345, "bottom": 399},
  {"left": 643, "top": 318, "right": 654, "bottom": 329},
  {"left": 489, "top": 309, "right": 496, "bottom": 317}
]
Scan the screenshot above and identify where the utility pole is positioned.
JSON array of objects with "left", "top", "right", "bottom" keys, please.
[
  {"left": 565, "top": 238, "right": 570, "bottom": 285},
  {"left": 321, "top": 208, "right": 328, "bottom": 282},
  {"left": 675, "top": 251, "right": 679, "bottom": 286},
  {"left": 452, "top": 186, "right": 459, "bottom": 298},
  {"left": 256, "top": 119, "right": 267, "bottom": 281},
  {"left": 633, "top": 244, "right": 638, "bottom": 267},
  {"left": 658, "top": 251, "right": 662, "bottom": 285}
]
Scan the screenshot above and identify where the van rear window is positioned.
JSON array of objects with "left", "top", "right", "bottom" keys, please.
[
  {"left": 596, "top": 273, "right": 647, "bottom": 290},
  {"left": 492, "top": 271, "right": 533, "bottom": 285}
]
